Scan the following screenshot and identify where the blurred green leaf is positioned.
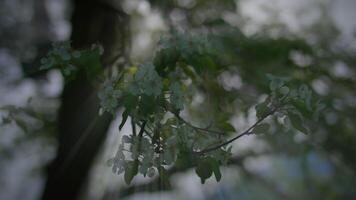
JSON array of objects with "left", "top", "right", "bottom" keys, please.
[
  {"left": 253, "top": 123, "right": 270, "bottom": 134},
  {"left": 288, "top": 112, "right": 308, "bottom": 134},
  {"left": 124, "top": 161, "right": 138, "bottom": 184}
]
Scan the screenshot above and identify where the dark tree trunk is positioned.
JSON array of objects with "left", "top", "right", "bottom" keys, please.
[{"left": 41, "top": 0, "right": 129, "bottom": 199}]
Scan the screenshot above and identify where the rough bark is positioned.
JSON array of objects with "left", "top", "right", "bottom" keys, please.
[{"left": 41, "top": 0, "right": 129, "bottom": 199}]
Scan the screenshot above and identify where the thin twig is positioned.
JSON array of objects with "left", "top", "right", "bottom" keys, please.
[
  {"left": 195, "top": 107, "right": 278, "bottom": 155},
  {"left": 131, "top": 117, "right": 137, "bottom": 136},
  {"left": 138, "top": 121, "right": 146, "bottom": 138},
  {"left": 175, "top": 114, "right": 224, "bottom": 135},
  {"left": 137, "top": 121, "right": 153, "bottom": 138}
]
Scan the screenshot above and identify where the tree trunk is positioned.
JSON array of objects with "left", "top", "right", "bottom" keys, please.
[{"left": 41, "top": 0, "right": 129, "bottom": 199}]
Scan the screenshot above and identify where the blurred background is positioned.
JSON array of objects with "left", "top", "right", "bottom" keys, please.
[{"left": 1, "top": 0, "right": 356, "bottom": 199}]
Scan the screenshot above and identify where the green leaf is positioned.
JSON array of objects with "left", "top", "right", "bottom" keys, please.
[
  {"left": 170, "top": 81, "right": 184, "bottom": 111},
  {"left": 139, "top": 160, "right": 150, "bottom": 176},
  {"left": 195, "top": 159, "right": 213, "bottom": 184},
  {"left": 270, "top": 79, "right": 284, "bottom": 91},
  {"left": 313, "top": 101, "right": 326, "bottom": 121},
  {"left": 122, "top": 92, "right": 138, "bottom": 112},
  {"left": 188, "top": 55, "right": 216, "bottom": 73},
  {"left": 212, "top": 148, "right": 232, "bottom": 165},
  {"left": 163, "top": 148, "right": 175, "bottom": 165},
  {"left": 133, "top": 63, "right": 163, "bottom": 97},
  {"left": 176, "top": 151, "right": 194, "bottom": 169},
  {"left": 288, "top": 112, "right": 308, "bottom": 134},
  {"left": 253, "top": 123, "right": 270, "bottom": 134},
  {"left": 139, "top": 146, "right": 154, "bottom": 176},
  {"left": 279, "top": 86, "right": 290, "bottom": 95},
  {"left": 298, "top": 84, "right": 312, "bottom": 111},
  {"left": 124, "top": 161, "right": 139, "bottom": 184},
  {"left": 208, "top": 158, "right": 222, "bottom": 182},
  {"left": 119, "top": 110, "right": 129, "bottom": 131},
  {"left": 218, "top": 121, "right": 236, "bottom": 133},
  {"left": 290, "top": 99, "right": 313, "bottom": 119},
  {"left": 267, "top": 75, "right": 285, "bottom": 91},
  {"left": 13, "top": 117, "right": 28, "bottom": 133},
  {"left": 298, "top": 84, "right": 309, "bottom": 99},
  {"left": 255, "top": 98, "right": 270, "bottom": 119}
]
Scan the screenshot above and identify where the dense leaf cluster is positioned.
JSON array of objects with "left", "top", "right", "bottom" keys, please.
[
  {"left": 40, "top": 32, "right": 323, "bottom": 185},
  {"left": 40, "top": 41, "right": 103, "bottom": 81}
]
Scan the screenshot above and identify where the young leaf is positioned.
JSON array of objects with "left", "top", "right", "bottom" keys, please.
[
  {"left": 119, "top": 110, "right": 129, "bottom": 131},
  {"left": 288, "top": 112, "right": 308, "bottom": 134}
]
